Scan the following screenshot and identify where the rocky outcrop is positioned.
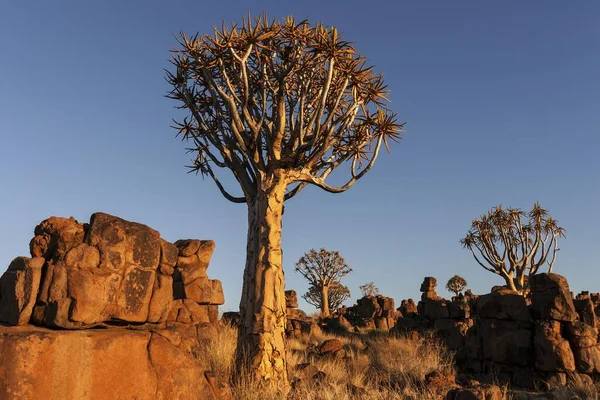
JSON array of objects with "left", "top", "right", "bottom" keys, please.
[
  {"left": 285, "top": 290, "right": 310, "bottom": 337},
  {"left": 0, "top": 213, "right": 230, "bottom": 399},
  {"left": 0, "top": 325, "right": 231, "bottom": 400},
  {"left": 391, "top": 273, "right": 599, "bottom": 390}
]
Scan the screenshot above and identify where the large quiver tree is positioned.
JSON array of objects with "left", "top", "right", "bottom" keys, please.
[
  {"left": 461, "top": 203, "right": 566, "bottom": 295},
  {"left": 166, "top": 14, "right": 402, "bottom": 384}
]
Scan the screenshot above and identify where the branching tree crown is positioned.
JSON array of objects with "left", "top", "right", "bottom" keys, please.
[
  {"left": 461, "top": 203, "right": 566, "bottom": 295},
  {"left": 359, "top": 281, "right": 379, "bottom": 297},
  {"left": 166, "top": 14, "right": 403, "bottom": 202},
  {"left": 295, "top": 248, "right": 352, "bottom": 317},
  {"left": 303, "top": 281, "right": 350, "bottom": 312},
  {"left": 446, "top": 275, "right": 467, "bottom": 297}
]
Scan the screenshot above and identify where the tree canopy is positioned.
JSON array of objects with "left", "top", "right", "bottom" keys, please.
[
  {"left": 461, "top": 203, "right": 566, "bottom": 294},
  {"left": 166, "top": 14, "right": 403, "bottom": 203}
]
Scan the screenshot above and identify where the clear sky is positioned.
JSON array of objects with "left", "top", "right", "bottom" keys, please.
[{"left": 1, "top": 1, "right": 599, "bottom": 312}]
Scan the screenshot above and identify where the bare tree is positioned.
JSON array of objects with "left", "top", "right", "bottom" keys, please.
[
  {"left": 446, "top": 275, "right": 467, "bottom": 297},
  {"left": 166, "top": 14, "right": 402, "bottom": 383},
  {"left": 359, "top": 281, "right": 379, "bottom": 297},
  {"left": 295, "top": 249, "right": 352, "bottom": 317},
  {"left": 303, "top": 281, "right": 351, "bottom": 313},
  {"left": 461, "top": 203, "right": 566, "bottom": 295}
]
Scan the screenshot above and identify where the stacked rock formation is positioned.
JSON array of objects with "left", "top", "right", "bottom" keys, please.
[
  {"left": 0, "top": 213, "right": 230, "bottom": 400},
  {"left": 285, "top": 289, "right": 308, "bottom": 337},
  {"left": 393, "top": 273, "right": 599, "bottom": 390},
  {"left": 344, "top": 294, "right": 397, "bottom": 330}
]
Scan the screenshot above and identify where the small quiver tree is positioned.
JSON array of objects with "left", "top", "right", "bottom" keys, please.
[
  {"left": 446, "top": 275, "right": 467, "bottom": 297},
  {"left": 295, "top": 248, "right": 352, "bottom": 317},
  {"left": 461, "top": 203, "right": 565, "bottom": 295},
  {"left": 166, "top": 14, "right": 403, "bottom": 384},
  {"left": 303, "top": 281, "right": 351, "bottom": 314},
  {"left": 359, "top": 281, "right": 379, "bottom": 297}
]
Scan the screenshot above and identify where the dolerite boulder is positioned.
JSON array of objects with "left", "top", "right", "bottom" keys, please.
[
  {"left": 529, "top": 273, "right": 577, "bottom": 323},
  {"left": 285, "top": 290, "right": 298, "bottom": 308},
  {"left": 0, "top": 325, "right": 231, "bottom": 400},
  {"left": 477, "top": 288, "right": 530, "bottom": 322},
  {"left": 29, "top": 213, "right": 167, "bottom": 328},
  {"left": 0, "top": 257, "right": 45, "bottom": 325},
  {"left": 0, "top": 212, "right": 227, "bottom": 329},
  {"left": 533, "top": 320, "right": 575, "bottom": 372}
]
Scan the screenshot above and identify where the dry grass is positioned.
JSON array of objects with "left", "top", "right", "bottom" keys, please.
[{"left": 196, "top": 324, "right": 459, "bottom": 399}]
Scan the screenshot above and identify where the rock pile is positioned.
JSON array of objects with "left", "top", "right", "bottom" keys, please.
[
  {"left": 393, "top": 273, "right": 600, "bottom": 390},
  {"left": 285, "top": 289, "right": 310, "bottom": 337},
  {"left": 343, "top": 294, "right": 398, "bottom": 330},
  {"left": 0, "top": 213, "right": 230, "bottom": 400}
]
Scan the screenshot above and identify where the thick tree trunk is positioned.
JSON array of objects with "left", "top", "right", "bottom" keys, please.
[
  {"left": 236, "top": 172, "right": 288, "bottom": 385},
  {"left": 321, "top": 285, "right": 330, "bottom": 317}
]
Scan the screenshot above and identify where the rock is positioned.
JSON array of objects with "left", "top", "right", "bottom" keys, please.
[
  {"left": 355, "top": 296, "right": 381, "bottom": 318},
  {"left": 572, "top": 344, "right": 600, "bottom": 374},
  {"left": 529, "top": 273, "right": 577, "bottom": 323},
  {"left": 435, "top": 319, "right": 471, "bottom": 350},
  {"left": 0, "top": 325, "right": 230, "bottom": 399},
  {"left": 147, "top": 273, "right": 173, "bottom": 323},
  {"left": 0, "top": 257, "right": 45, "bottom": 325},
  {"left": 419, "top": 298, "right": 449, "bottom": 320},
  {"left": 445, "top": 384, "right": 503, "bottom": 400},
  {"left": 221, "top": 311, "right": 240, "bottom": 326},
  {"left": 533, "top": 320, "right": 575, "bottom": 372},
  {"left": 175, "top": 240, "right": 215, "bottom": 283},
  {"left": 174, "top": 239, "right": 202, "bottom": 257},
  {"left": 285, "top": 290, "right": 298, "bottom": 308},
  {"left": 479, "top": 319, "right": 534, "bottom": 366},
  {"left": 86, "top": 212, "right": 161, "bottom": 272},
  {"left": 565, "top": 371, "right": 594, "bottom": 389},
  {"left": 478, "top": 288, "right": 530, "bottom": 321},
  {"left": 574, "top": 297, "right": 596, "bottom": 328},
  {"left": 159, "top": 239, "right": 178, "bottom": 275},
  {"left": 399, "top": 298, "right": 418, "bottom": 316},
  {"left": 30, "top": 216, "right": 85, "bottom": 260},
  {"left": 325, "top": 315, "right": 352, "bottom": 332},
  {"left": 565, "top": 321, "right": 597, "bottom": 348},
  {"left": 420, "top": 277, "right": 437, "bottom": 292},
  {"left": 376, "top": 295, "right": 395, "bottom": 317},
  {"left": 320, "top": 338, "right": 343, "bottom": 355},
  {"left": 448, "top": 300, "right": 471, "bottom": 319}
]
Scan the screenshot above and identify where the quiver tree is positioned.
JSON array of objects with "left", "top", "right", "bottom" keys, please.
[
  {"left": 359, "top": 281, "right": 379, "bottom": 297},
  {"left": 461, "top": 203, "right": 566, "bottom": 295},
  {"left": 446, "top": 275, "right": 467, "bottom": 297},
  {"left": 303, "top": 281, "right": 351, "bottom": 313},
  {"left": 166, "top": 14, "right": 402, "bottom": 384},
  {"left": 295, "top": 248, "right": 352, "bottom": 317}
]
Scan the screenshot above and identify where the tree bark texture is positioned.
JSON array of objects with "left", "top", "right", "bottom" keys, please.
[
  {"left": 237, "top": 172, "right": 288, "bottom": 384},
  {"left": 321, "top": 285, "right": 330, "bottom": 317}
]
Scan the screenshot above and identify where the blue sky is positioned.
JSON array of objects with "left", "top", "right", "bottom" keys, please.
[{"left": 1, "top": 1, "right": 599, "bottom": 312}]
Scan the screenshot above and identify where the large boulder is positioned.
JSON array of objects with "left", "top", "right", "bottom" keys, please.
[
  {"left": 0, "top": 257, "right": 45, "bottom": 325},
  {"left": 29, "top": 216, "right": 85, "bottom": 260},
  {"left": 479, "top": 319, "right": 534, "bottom": 367},
  {"left": 477, "top": 288, "right": 530, "bottom": 321},
  {"left": 0, "top": 325, "right": 231, "bottom": 400},
  {"left": 355, "top": 296, "right": 381, "bottom": 318},
  {"left": 533, "top": 320, "right": 575, "bottom": 372},
  {"left": 529, "top": 273, "right": 577, "bottom": 322}
]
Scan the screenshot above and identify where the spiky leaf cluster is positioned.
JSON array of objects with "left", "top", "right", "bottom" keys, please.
[{"left": 166, "top": 14, "right": 403, "bottom": 202}]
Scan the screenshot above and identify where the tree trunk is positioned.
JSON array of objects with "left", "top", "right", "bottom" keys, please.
[
  {"left": 321, "top": 285, "right": 330, "bottom": 317},
  {"left": 236, "top": 172, "right": 288, "bottom": 385}
]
